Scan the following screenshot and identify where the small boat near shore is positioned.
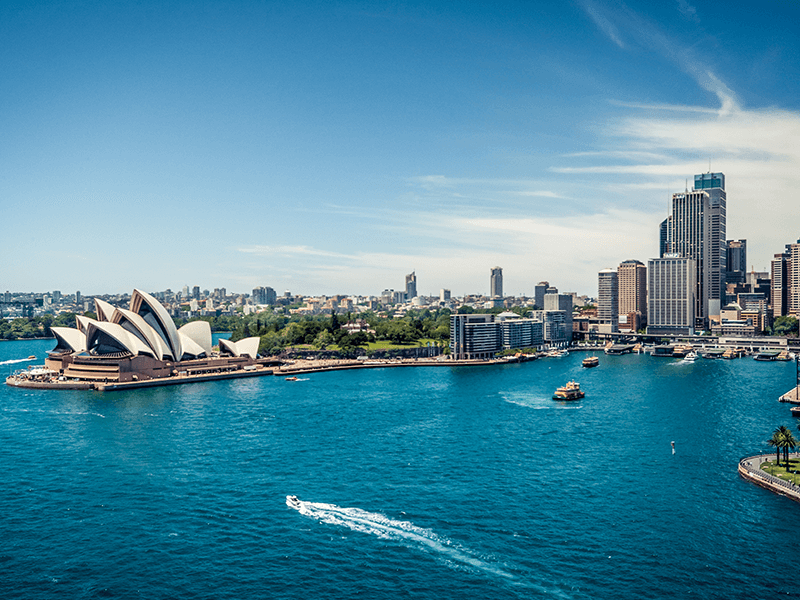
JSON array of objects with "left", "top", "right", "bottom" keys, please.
[
  {"left": 553, "top": 381, "right": 585, "bottom": 401},
  {"left": 582, "top": 356, "right": 599, "bottom": 368},
  {"left": 285, "top": 376, "right": 298, "bottom": 381}
]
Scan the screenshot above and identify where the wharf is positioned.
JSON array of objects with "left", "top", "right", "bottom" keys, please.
[
  {"left": 276, "top": 356, "right": 521, "bottom": 376},
  {"left": 780, "top": 386, "right": 800, "bottom": 404},
  {"left": 6, "top": 365, "right": 274, "bottom": 392}
]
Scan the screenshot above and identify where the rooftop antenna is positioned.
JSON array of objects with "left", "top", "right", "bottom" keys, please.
[{"left": 685, "top": 178, "right": 688, "bottom": 193}]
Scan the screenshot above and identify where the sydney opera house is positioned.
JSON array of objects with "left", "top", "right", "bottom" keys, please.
[{"left": 39, "top": 288, "right": 266, "bottom": 387}]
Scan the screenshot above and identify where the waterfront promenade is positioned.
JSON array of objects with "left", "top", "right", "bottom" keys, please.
[{"left": 739, "top": 453, "right": 800, "bottom": 504}]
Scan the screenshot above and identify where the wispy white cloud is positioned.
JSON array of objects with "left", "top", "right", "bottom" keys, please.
[
  {"left": 580, "top": 0, "right": 626, "bottom": 49},
  {"left": 676, "top": 0, "right": 699, "bottom": 23}
]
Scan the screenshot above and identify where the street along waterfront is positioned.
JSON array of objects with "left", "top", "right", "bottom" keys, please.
[{"left": 2, "top": 338, "right": 799, "bottom": 599}]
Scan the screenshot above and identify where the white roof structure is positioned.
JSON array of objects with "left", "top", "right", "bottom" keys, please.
[
  {"left": 219, "top": 337, "right": 260, "bottom": 359},
  {"left": 130, "top": 288, "right": 182, "bottom": 361},
  {"left": 111, "top": 307, "right": 174, "bottom": 360},
  {"left": 49, "top": 290, "right": 227, "bottom": 361},
  {"left": 51, "top": 327, "right": 87, "bottom": 353},
  {"left": 94, "top": 298, "right": 116, "bottom": 322},
  {"left": 178, "top": 321, "right": 213, "bottom": 356},
  {"left": 84, "top": 319, "right": 156, "bottom": 357}
]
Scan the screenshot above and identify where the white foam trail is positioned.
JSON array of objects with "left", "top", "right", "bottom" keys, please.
[
  {"left": 0, "top": 357, "right": 36, "bottom": 365},
  {"left": 501, "top": 393, "right": 582, "bottom": 410},
  {"left": 287, "top": 497, "right": 512, "bottom": 579}
]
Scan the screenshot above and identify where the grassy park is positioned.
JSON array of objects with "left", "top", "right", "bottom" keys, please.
[{"left": 761, "top": 458, "right": 800, "bottom": 485}]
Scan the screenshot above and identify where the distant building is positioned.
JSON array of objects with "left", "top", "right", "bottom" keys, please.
[
  {"left": 76, "top": 291, "right": 82, "bottom": 306},
  {"left": 490, "top": 267, "right": 503, "bottom": 298},
  {"left": 192, "top": 286, "right": 200, "bottom": 300},
  {"left": 597, "top": 269, "right": 618, "bottom": 333},
  {"left": 618, "top": 259, "right": 647, "bottom": 324},
  {"left": 771, "top": 250, "right": 792, "bottom": 318},
  {"left": 659, "top": 216, "right": 672, "bottom": 258},
  {"left": 662, "top": 173, "right": 726, "bottom": 327},
  {"left": 252, "top": 286, "right": 277, "bottom": 306},
  {"left": 647, "top": 255, "right": 696, "bottom": 335},
  {"left": 544, "top": 293, "right": 573, "bottom": 338},
  {"left": 450, "top": 313, "right": 543, "bottom": 359},
  {"left": 405, "top": 271, "right": 417, "bottom": 300},
  {"left": 440, "top": 289, "right": 451, "bottom": 302},
  {"left": 790, "top": 241, "right": 800, "bottom": 317},
  {"left": 534, "top": 281, "right": 549, "bottom": 309},
  {"left": 726, "top": 240, "right": 747, "bottom": 285},
  {"left": 450, "top": 314, "right": 499, "bottom": 360}
]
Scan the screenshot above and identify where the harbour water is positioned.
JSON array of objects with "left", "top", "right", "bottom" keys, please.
[{"left": 2, "top": 339, "right": 799, "bottom": 598}]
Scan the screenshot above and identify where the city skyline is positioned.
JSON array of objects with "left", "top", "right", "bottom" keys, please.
[{"left": 2, "top": 1, "right": 799, "bottom": 296}]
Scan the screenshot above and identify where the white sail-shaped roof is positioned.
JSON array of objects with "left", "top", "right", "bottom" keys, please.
[
  {"left": 111, "top": 307, "right": 174, "bottom": 361},
  {"left": 76, "top": 315, "right": 92, "bottom": 333},
  {"left": 178, "top": 321, "right": 212, "bottom": 356},
  {"left": 94, "top": 298, "right": 115, "bottom": 323},
  {"left": 130, "top": 289, "right": 182, "bottom": 361},
  {"left": 84, "top": 320, "right": 155, "bottom": 357},
  {"left": 51, "top": 327, "right": 87, "bottom": 353},
  {"left": 219, "top": 337, "right": 260, "bottom": 359},
  {"left": 178, "top": 332, "right": 207, "bottom": 359}
]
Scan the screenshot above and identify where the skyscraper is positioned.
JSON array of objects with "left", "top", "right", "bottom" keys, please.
[
  {"left": 647, "top": 256, "right": 696, "bottom": 335},
  {"left": 618, "top": 259, "right": 647, "bottom": 323},
  {"left": 544, "top": 292, "right": 573, "bottom": 338},
  {"left": 790, "top": 242, "right": 800, "bottom": 317},
  {"left": 534, "top": 281, "right": 549, "bottom": 309},
  {"left": 770, "top": 251, "right": 790, "bottom": 317},
  {"left": 597, "top": 269, "right": 618, "bottom": 333},
  {"left": 726, "top": 240, "right": 747, "bottom": 285},
  {"left": 490, "top": 267, "right": 503, "bottom": 298},
  {"left": 659, "top": 217, "right": 672, "bottom": 258},
  {"left": 664, "top": 172, "right": 726, "bottom": 328},
  {"left": 405, "top": 272, "right": 417, "bottom": 300}
]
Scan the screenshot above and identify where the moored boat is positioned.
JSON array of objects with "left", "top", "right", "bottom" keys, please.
[
  {"left": 553, "top": 380, "right": 585, "bottom": 401},
  {"left": 582, "top": 356, "right": 599, "bottom": 368}
]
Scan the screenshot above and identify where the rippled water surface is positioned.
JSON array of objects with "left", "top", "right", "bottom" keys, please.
[{"left": 2, "top": 339, "right": 800, "bottom": 598}]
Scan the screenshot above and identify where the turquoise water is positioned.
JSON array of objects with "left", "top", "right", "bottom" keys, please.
[{"left": 2, "top": 339, "right": 799, "bottom": 598}]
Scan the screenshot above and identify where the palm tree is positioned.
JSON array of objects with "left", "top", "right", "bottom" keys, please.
[
  {"left": 782, "top": 427, "right": 798, "bottom": 467},
  {"left": 768, "top": 428, "right": 784, "bottom": 465}
]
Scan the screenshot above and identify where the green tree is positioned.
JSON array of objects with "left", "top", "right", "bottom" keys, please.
[
  {"left": 312, "top": 330, "right": 334, "bottom": 350},
  {"left": 773, "top": 316, "right": 799, "bottom": 337},
  {"left": 768, "top": 428, "right": 784, "bottom": 465},
  {"left": 780, "top": 426, "right": 797, "bottom": 465}
]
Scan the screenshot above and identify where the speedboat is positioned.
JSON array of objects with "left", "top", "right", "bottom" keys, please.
[
  {"left": 286, "top": 495, "right": 302, "bottom": 509},
  {"left": 683, "top": 352, "right": 697, "bottom": 363},
  {"left": 285, "top": 376, "right": 298, "bottom": 381}
]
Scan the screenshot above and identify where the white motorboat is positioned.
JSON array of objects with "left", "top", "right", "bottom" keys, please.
[{"left": 286, "top": 495, "right": 302, "bottom": 509}]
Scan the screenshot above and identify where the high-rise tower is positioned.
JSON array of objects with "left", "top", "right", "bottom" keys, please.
[
  {"left": 597, "top": 268, "right": 618, "bottom": 333},
  {"left": 490, "top": 267, "right": 503, "bottom": 298},
  {"left": 665, "top": 172, "right": 726, "bottom": 329},
  {"left": 618, "top": 259, "right": 647, "bottom": 323},
  {"left": 405, "top": 272, "right": 417, "bottom": 300}
]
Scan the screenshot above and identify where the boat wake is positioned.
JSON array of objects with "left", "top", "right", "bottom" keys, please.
[
  {"left": 0, "top": 357, "right": 36, "bottom": 365},
  {"left": 286, "top": 497, "right": 513, "bottom": 580},
  {"left": 501, "top": 393, "right": 583, "bottom": 410}
]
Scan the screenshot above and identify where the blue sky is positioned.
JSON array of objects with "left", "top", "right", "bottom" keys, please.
[{"left": 2, "top": 0, "right": 799, "bottom": 297}]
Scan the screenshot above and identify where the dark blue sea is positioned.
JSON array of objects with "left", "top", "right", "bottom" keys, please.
[{"left": 2, "top": 339, "right": 800, "bottom": 599}]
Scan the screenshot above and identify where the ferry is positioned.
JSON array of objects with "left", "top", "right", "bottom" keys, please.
[
  {"left": 754, "top": 350, "right": 781, "bottom": 361},
  {"left": 582, "top": 356, "right": 599, "bottom": 368},
  {"left": 553, "top": 381, "right": 585, "bottom": 401}
]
